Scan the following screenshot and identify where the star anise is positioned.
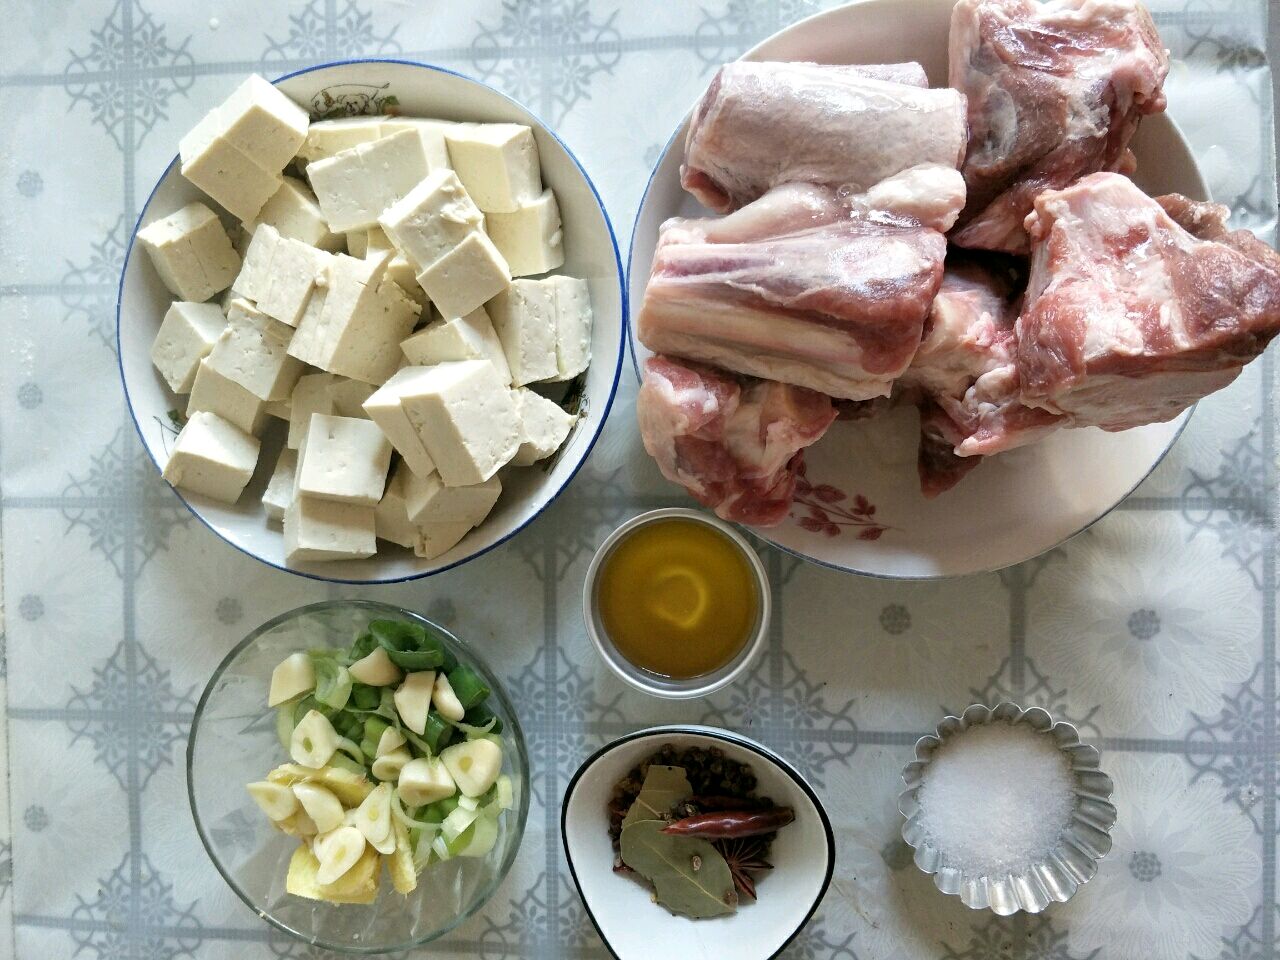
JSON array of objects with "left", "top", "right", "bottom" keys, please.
[{"left": 715, "top": 836, "right": 774, "bottom": 901}]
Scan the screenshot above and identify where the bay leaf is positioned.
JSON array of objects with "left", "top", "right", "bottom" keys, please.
[
  {"left": 620, "top": 819, "right": 737, "bottom": 919},
  {"left": 622, "top": 765, "right": 691, "bottom": 829}
]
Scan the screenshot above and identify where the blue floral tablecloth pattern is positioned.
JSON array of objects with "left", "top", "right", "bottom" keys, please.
[{"left": 0, "top": 1, "right": 1275, "bottom": 958}]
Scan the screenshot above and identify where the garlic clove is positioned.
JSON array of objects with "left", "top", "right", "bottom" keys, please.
[
  {"left": 290, "top": 710, "right": 339, "bottom": 768},
  {"left": 440, "top": 738, "right": 502, "bottom": 798},
  {"left": 393, "top": 671, "right": 435, "bottom": 735},
  {"left": 314, "top": 825, "right": 366, "bottom": 885},
  {"left": 397, "top": 756, "right": 456, "bottom": 807},
  {"left": 431, "top": 672, "right": 466, "bottom": 721},
  {"left": 348, "top": 646, "right": 402, "bottom": 687},
  {"left": 376, "top": 726, "right": 406, "bottom": 757},
  {"left": 353, "top": 782, "right": 393, "bottom": 845},
  {"left": 370, "top": 747, "right": 412, "bottom": 782},
  {"left": 247, "top": 780, "right": 298, "bottom": 821},
  {"left": 292, "top": 782, "right": 345, "bottom": 834},
  {"left": 269, "top": 652, "right": 316, "bottom": 707}
]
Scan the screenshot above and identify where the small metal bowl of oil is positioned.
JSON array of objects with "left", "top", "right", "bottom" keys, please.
[{"left": 582, "top": 508, "right": 771, "bottom": 699}]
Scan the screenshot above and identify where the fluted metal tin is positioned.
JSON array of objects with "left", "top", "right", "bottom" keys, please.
[{"left": 898, "top": 702, "right": 1117, "bottom": 915}]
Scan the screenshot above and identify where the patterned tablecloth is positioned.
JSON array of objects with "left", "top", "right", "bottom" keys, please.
[{"left": 0, "top": 1, "right": 1276, "bottom": 958}]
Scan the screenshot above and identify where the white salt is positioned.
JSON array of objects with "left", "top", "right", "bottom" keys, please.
[{"left": 915, "top": 721, "right": 1076, "bottom": 875}]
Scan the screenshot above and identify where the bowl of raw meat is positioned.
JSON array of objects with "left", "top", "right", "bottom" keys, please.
[
  {"left": 118, "top": 60, "right": 625, "bottom": 583},
  {"left": 629, "top": 0, "right": 1280, "bottom": 578}
]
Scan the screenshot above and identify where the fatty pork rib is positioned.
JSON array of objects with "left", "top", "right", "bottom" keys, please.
[
  {"left": 949, "top": 0, "right": 1169, "bottom": 254},
  {"left": 637, "top": 355, "right": 836, "bottom": 526},
  {"left": 906, "top": 255, "right": 1063, "bottom": 495},
  {"left": 1019, "top": 172, "right": 1280, "bottom": 430},
  {"left": 637, "top": 167, "right": 965, "bottom": 400},
  {"left": 682, "top": 60, "right": 967, "bottom": 213}
]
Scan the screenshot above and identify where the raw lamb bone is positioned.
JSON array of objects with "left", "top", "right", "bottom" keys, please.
[
  {"left": 948, "top": 0, "right": 1169, "bottom": 253},
  {"left": 681, "top": 61, "right": 967, "bottom": 213},
  {"left": 636, "top": 355, "right": 836, "bottom": 526},
  {"left": 637, "top": 169, "right": 964, "bottom": 400},
  {"left": 1018, "top": 172, "right": 1280, "bottom": 429},
  {"left": 905, "top": 254, "right": 1062, "bottom": 496}
]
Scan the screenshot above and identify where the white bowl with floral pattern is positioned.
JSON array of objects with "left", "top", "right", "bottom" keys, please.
[{"left": 627, "top": 0, "right": 1207, "bottom": 578}]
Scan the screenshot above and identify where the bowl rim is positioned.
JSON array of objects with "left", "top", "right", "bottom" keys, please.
[
  {"left": 186, "top": 598, "right": 532, "bottom": 954},
  {"left": 559, "top": 724, "right": 836, "bottom": 960},
  {"left": 580, "top": 508, "right": 772, "bottom": 699},
  {"left": 118, "top": 56, "right": 628, "bottom": 585}
]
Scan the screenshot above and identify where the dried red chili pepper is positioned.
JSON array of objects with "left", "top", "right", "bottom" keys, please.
[{"left": 660, "top": 807, "right": 794, "bottom": 839}]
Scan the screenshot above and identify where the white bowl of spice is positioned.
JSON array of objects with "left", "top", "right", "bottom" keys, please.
[
  {"left": 562, "top": 726, "right": 834, "bottom": 959},
  {"left": 899, "top": 702, "right": 1117, "bottom": 915}
]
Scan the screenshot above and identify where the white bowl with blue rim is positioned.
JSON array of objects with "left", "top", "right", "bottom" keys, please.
[
  {"left": 118, "top": 59, "right": 625, "bottom": 584},
  {"left": 562, "top": 725, "right": 835, "bottom": 960},
  {"left": 626, "top": 0, "right": 1206, "bottom": 580}
]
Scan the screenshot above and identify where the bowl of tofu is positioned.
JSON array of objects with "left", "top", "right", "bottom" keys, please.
[{"left": 118, "top": 61, "right": 625, "bottom": 582}]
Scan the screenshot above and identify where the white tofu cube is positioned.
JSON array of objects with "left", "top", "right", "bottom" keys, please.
[
  {"left": 512, "top": 389, "right": 576, "bottom": 465},
  {"left": 485, "top": 189, "right": 564, "bottom": 277},
  {"left": 151, "top": 301, "right": 226, "bottom": 393},
  {"left": 403, "top": 469, "right": 501, "bottom": 527},
  {"left": 288, "top": 372, "right": 337, "bottom": 449},
  {"left": 265, "top": 398, "right": 291, "bottom": 420},
  {"left": 258, "top": 237, "right": 332, "bottom": 328},
  {"left": 375, "top": 464, "right": 418, "bottom": 548},
  {"left": 245, "top": 176, "right": 343, "bottom": 252},
  {"left": 400, "top": 308, "right": 511, "bottom": 384},
  {"left": 179, "top": 75, "right": 306, "bottom": 220},
  {"left": 308, "top": 130, "right": 437, "bottom": 232},
  {"left": 345, "top": 230, "right": 368, "bottom": 258},
  {"left": 288, "top": 252, "right": 421, "bottom": 383},
  {"left": 444, "top": 124, "right": 542, "bottom": 213},
  {"left": 209, "top": 74, "right": 309, "bottom": 171},
  {"left": 487, "top": 279, "right": 558, "bottom": 385},
  {"left": 285, "top": 496, "right": 376, "bottom": 564},
  {"left": 187, "top": 358, "right": 268, "bottom": 435},
  {"left": 262, "top": 447, "right": 298, "bottom": 522},
  {"left": 548, "top": 276, "right": 593, "bottom": 380},
  {"left": 297, "top": 117, "right": 385, "bottom": 163},
  {"left": 366, "top": 226, "right": 395, "bottom": 258},
  {"left": 233, "top": 223, "right": 281, "bottom": 303},
  {"left": 385, "top": 254, "right": 427, "bottom": 308},
  {"left": 205, "top": 298, "right": 304, "bottom": 401},
  {"left": 415, "top": 232, "right": 510, "bottom": 320},
  {"left": 379, "top": 118, "right": 454, "bottom": 170},
  {"left": 412, "top": 521, "right": 473, "bottom": 560},
  {"left": 137, "top": 202, "right": 241, "bottom": 302},
  {"left": 177, "top": 122, "right": 280, "bottom": 221},
  {"left": 162, "top": 411, "right": 261, "bottom": 504},
  {"left": 378, "top": 169, "right": 485, "bottom": 272},
  {"left": 396, "top": 360, "right": 519, "bottom": 486},
  {"left": 297, "top": 414, "right": 392, "bottom": 506},
  {"left": 363, "top": 370, "right": 437, "bottom": 479},
  {"left": 328, "top": 378, "right": 376, "bottom": 419}
]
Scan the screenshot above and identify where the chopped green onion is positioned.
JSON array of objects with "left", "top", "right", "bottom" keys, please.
[
  {"left": 446, "top": 666, "right": 490, "bottom": 710},
  {"left": 443, "top": 713, "right": 497, "bottom": 740},
  {"left": 367, "top": 620, "right": 444, "bottom": 671},
  {"left": 332, "top": 711, "right": 363, "bottom": 743},
  {"left": 348, "top": 631, "right": 378, "bottom": 663},
  {"left": 350, "top": 683, "right": 381, "bottom": 711},
  {"left": 360, "top": 717, "right": 390, "bottom": 759},
  {"left": 423, "top": 711, "right": 453, "bottom": 754},
  {"left": 463, "top": 705, "right": 502, "bottom": 735},
  {"left": 310, "top": 654, "right": 353, "bottom": 711}
]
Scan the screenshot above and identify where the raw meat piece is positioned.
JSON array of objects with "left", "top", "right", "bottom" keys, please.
[
  {"left": 637, "top": 355, "right": 836, "bottom": 526},
  {"left": 682, "top": 61, "right": 967, "bottom": 213},
  {"left": 637, "top": 168, "right": 964, "bottom": 400},
  {"left": 1019, "top": 172, "right": 1280, "bottom": 430},
  {"left": 906, "top": 255, "right": 1062, "bottom": 494},
  {"left": 949, "top": 0, "right": 1169, "bottom": 253}
]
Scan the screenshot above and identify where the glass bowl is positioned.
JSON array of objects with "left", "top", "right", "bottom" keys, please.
[{"left": 188, "top": 599, "right": 530, "bottom": 954}]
